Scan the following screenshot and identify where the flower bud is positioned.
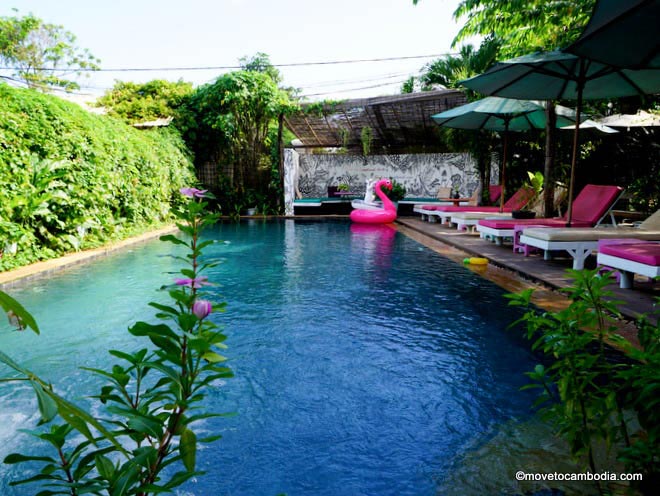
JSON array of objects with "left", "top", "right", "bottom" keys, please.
[{"left": 192, "top": 300, "right": 213, "bottom": 320}]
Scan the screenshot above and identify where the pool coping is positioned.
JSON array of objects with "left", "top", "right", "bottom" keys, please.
[{"left": 0, "top": 226, "right": 178, "bottom": 288}]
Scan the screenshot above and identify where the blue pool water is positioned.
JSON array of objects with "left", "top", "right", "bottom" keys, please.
[{"left": 0, "top": 220, "right": 540, "bottom": 495}]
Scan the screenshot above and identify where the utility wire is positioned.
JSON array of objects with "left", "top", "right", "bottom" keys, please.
[
  {"left": 300, "top": 78, "right": 411, "bottom": 98},
  {"left": 0, "top": 74, "right": 97, "bottom": 97},
  {"left": 301, "top": 71, "right": 413, "bottom": 89},
  {"left": 0, "top": 53, "right": 455, "bottom": 73}
]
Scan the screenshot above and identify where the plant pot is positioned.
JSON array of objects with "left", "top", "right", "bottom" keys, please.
[
  {"left": 327, "top": 186, "right": 339, "bottom": 197},
  {"left": 512, "top": 210, "right": 536, "bottom": 219}
]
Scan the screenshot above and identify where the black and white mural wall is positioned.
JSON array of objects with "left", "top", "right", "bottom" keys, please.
[{"left": 283, "top": 149, "right": 499, "bottom": 215}]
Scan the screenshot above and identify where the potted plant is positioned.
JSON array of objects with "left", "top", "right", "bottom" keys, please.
[
  {"left": 512, "top": 171, "right": 543, "bottom": 219},
  {"left": 384, "top": 179, "right": 406, "bottom": 203}
]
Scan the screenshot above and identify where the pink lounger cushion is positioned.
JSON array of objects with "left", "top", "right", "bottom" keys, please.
[
  {"left": 599, "top": 242, "right": 660, "bottom": 266},
  {"left": 489, "top": 185, "right": 502, "bottom": 204},
  {"left": 478, "top": 184, "right": 624, "bottom": 229},
  {"left": 420, "top": 186, "right": 534, "bottom": 212},
  {"left": 480, "top": 218, "right": 594, "bottom": 229}
]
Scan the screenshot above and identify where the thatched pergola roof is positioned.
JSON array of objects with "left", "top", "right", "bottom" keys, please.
[{"left": 284, "top": 89, "right": 467, "bottom": 152}]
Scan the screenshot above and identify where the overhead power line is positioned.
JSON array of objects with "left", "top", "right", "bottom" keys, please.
[
  {"left": 300, "top": 78, "right": 411, "bottom": 98},
  {"left": 0, "top": 53, "right": 456, "bottom": 73}
]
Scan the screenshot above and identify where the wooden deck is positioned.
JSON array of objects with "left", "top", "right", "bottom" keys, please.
[{"left": 397, "top": 217, "right": 659, "bottom": 326}]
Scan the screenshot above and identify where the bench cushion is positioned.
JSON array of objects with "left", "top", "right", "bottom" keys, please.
[{"left": 599, "top": 242, "right": 660, "bottom": 266}]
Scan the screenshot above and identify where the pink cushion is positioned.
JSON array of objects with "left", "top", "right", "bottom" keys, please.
[
  {"left": 503, "top": 187, "right": 535, "bottom": 210},
  {"left": 489, "top": 185, "right": 502, "bottom": 204},
  {"left": 478, "top": 184, "right": 623, "bottom": 229},
  {"left": 597, "top": 238, "right": 647, "bottom": 250},
  {"left": 425, "top": 205, "right": 506, "bottom": 213},
  {"left": 599, "top": 242, "right": 660, "bottom": 266},
  {"left": 479, "top": 218, "right": 593, "bottom": 229},
  {"left": 424, "top": 186, "right": 534, "bottom": 213},
  {"left": 571, "top": 184, "right": 623, "bottom": 223}
]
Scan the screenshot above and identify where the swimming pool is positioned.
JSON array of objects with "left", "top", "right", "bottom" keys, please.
[{"left": 1, "top": 219, "right": 543, "bottom": 495}]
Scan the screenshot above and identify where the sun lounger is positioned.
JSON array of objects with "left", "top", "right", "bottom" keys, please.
[
  {"left": 414, "top": 185, "right": 502, "bottom": 219},
  {"left": 476, "top": 184, "right": 624, "bottom": 245},
  {"left": 450, "top": 185, "right": 566, "bottom": 231},
  {"left": 517, "top": 210, "right": 660, "bottom": 269},
  {"left": 597, "top": 241, "right": 660, "bottom": 289},
  {"left": 415, "top": 186, "right": 535, "bottom": 224}
]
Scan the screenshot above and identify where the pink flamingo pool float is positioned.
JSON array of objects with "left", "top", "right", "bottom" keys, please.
[{"left": 350, "top": 178, "right": 397, "bottom": 224}]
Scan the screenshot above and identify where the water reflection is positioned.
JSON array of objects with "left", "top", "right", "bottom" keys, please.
[{"left": 350, "top": 223, "right": 396, "bottom": 269}]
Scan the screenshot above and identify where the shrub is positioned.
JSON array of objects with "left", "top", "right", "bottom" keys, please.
[{"left": 0, "top": 83, "right": 196, "bottom": 270}]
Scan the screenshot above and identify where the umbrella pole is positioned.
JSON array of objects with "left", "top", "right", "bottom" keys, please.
[
  {"left": 566, "top": 83, "right": 584, "bottom": 227},
  {"left": 500, "top": 123, "right": 509, "bottom": 213}
]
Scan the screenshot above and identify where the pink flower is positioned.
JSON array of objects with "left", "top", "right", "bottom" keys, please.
[
  {"left": 192, "top": 300, "right": 213, "bottom": 320},
  {"left": 180, "top": 187, "right": 208, "bottom": 198},
  {"left": 175, "top": 276, "right": 210, "bottom": 288}
]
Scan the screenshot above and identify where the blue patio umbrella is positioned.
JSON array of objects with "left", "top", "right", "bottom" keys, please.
[
  {"left": 432, "top": 96, "right": 586, "bottom": 212},
  {"left": 566, "top": 0, "right": 660, "bottom": 69},
  {"left": 461, "top": 50, "right": 660, "bottom": 225}
]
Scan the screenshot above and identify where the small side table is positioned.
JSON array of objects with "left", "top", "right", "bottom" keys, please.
[
  {"left": 438, "top": 197, "right": 472, "bottom": 207},
  {"left": 513, "top": 224, "right": 546, "bottom": 255}
]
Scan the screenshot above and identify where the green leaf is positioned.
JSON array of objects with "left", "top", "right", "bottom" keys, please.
[
  {"left": 179, "top": 428, "right": 197, "bottom": 471},
  {"left": 108, "top": 349, "right": 141, "bottom": 365},
  {"left": 4, "top": 453, "right": 56, "bottom": 464},
  {"left": 126, "top": 413, "right": 163, "bottom": 439},
  {"left": 30, "top": 380, "right": 58, "bottom": 424},
  {"left": 159, "top": 234, "right": 188, "bottom": 246},
  {"left": 149, "top": 302, "right": 180, "bottom": 316},
  {"left": 95, "top": 454, "right": 115, "bottom": 480},
  {"left": 111, "top": 464, "right": 139, "bottom": 496},
  {"left": 0, "top": 290, "right": 40, "bottom": 334},
  {"left": 201, "top": 352, "right": 226, "bottom": 363},
  {"left": 129, "top": 321, "right": 178, "bottom": 340},
  {"left": 49, "top": 393, "right": 127, "bottom": 455}
]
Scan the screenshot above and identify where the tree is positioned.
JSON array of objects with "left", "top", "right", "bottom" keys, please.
[
  {"left": 452, "top": 0, "right": 597, "bottom": 216},
  {"left": 401, "top": 76, "right": 415, "bottom": 94},
  {"left": 0, "top": 11, "right": 100, "bottom": 91},
  {"left": 418, "top": 38, "right": 501, "bottom": 203},
  {"left": 420, "top": 37, "right": 499, "bottom": 92},
  {"left": 96, "top": 79, "right": 194, "bottom": 124},
  {"left": 414, "top": 0, "right": 597, "bottom": 215},
  {"left": 452, "top": 0, "right": 595, "bottom": 58},
  {"left": 184, "top": 69, "right": 296, "bottom": 213},
  {"left": 239, "top": 52, "right": 282, "bottom": 84}
]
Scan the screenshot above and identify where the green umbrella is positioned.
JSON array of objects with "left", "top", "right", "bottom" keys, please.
[
  {"left": 431, "top": 96, "right": 583, "bottom": 131},
  {"left": 461, "top": 50, "right": 660, "bottom": 225},
  {"left": 567, "top": 0, "right": 660, "bottom": 69},
  {"left": 432, "top": 96, "right": 586, "bottom": 212}
]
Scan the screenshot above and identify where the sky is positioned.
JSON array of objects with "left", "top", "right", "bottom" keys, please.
[{"left": 1, "top": 0, "right": 470, "bottom": 101}]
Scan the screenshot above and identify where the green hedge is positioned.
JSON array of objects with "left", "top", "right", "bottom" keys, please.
[{"left": 0, "top": 83, "right": 196, "bottom": 271}]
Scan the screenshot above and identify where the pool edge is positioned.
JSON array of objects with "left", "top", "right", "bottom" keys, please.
[{"left": 0, "top": 225, "right": 178, "bottom": 288}]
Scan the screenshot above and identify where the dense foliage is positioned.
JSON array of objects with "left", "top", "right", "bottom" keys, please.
[
  {"left": 0, "top": 11, "right": 100, "bottom": 91},
  {"left": 0, "top": 83, "right": 196, "bottom": 270},
  {"left": 451, "top": 0, "right": 596, "bottom": 58},
  {"left": 180, "top": 66, "right": 296, "bottom": 215},
  {"left": 95, "top": 79, "right": 194, "bottom": 125},
  {"left": 508, "top": 271, "right": 660, "bottom": 495}
]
